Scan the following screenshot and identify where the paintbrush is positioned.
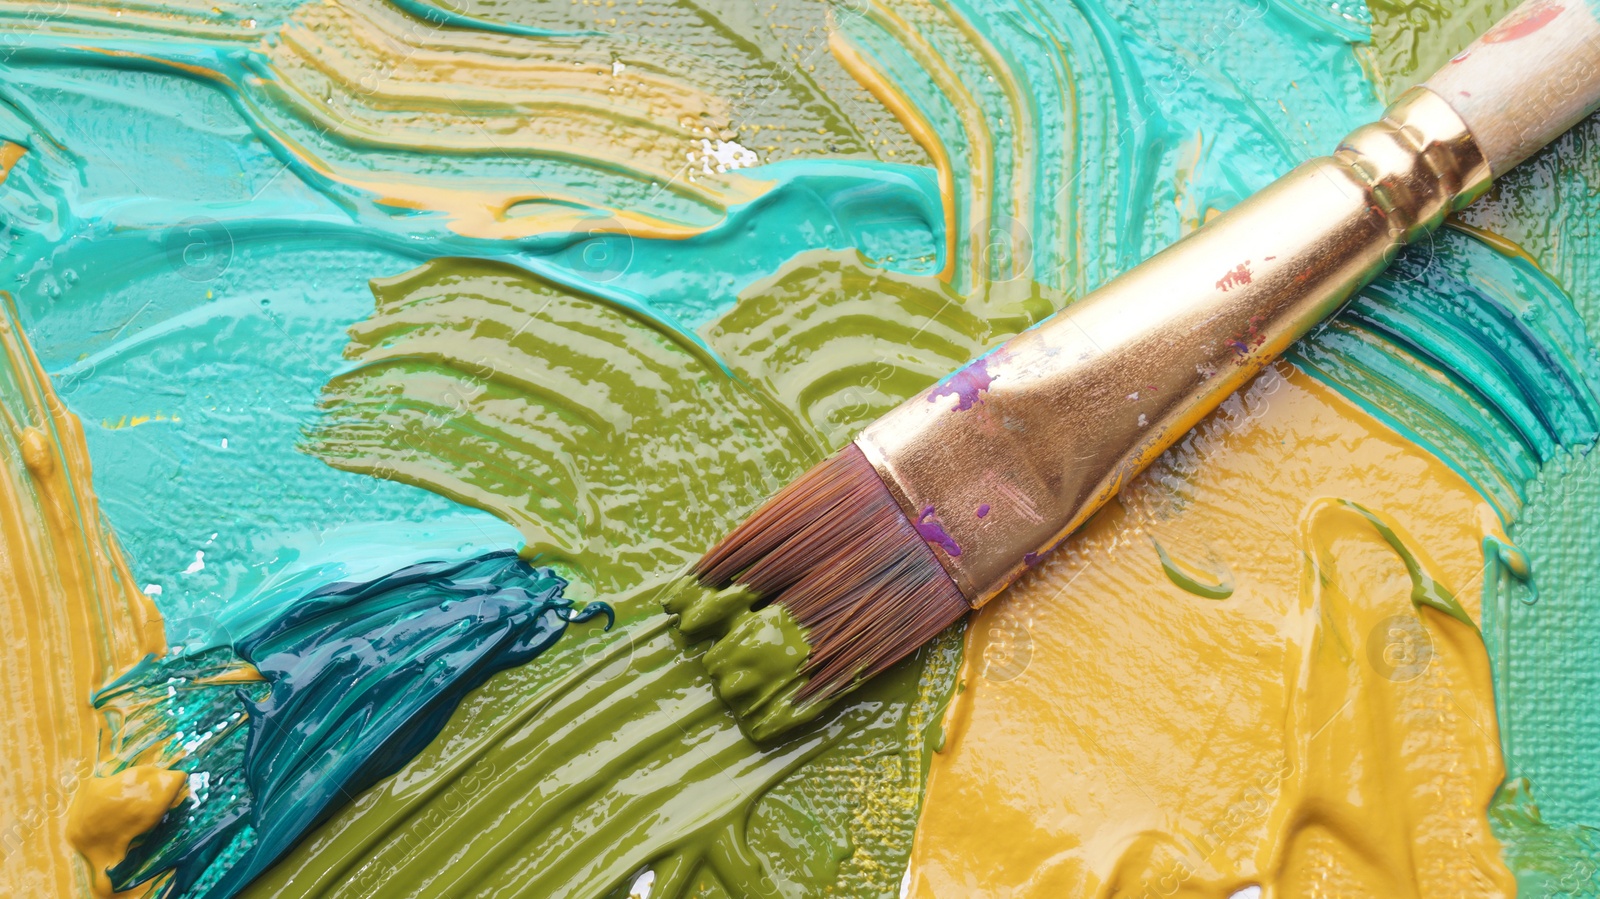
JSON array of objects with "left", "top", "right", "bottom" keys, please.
[{"left": 667, "top": 0, "right": 1600, "bottom": 740}]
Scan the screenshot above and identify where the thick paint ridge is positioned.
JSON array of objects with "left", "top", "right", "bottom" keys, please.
[
  {"left": 1293, "top": 228, "right": 1600, "bottom": 515},
  {"left": 307, "top": 256, "right": 820, "bottom": 595}
]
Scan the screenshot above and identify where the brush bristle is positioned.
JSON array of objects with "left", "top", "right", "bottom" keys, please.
[{"left": 694, "top": 443, "right": 969, "bottom": 704}]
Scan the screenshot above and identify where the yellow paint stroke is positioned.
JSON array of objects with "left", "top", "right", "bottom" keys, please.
[
  {"left": 263, "top": 0, "right": 754, "bottom": 237},
  {"left": 839, "top": 0, "right": 995, "bottom": 288},
  {"left": 58, "top": 0, "right": 930, "bottom": 245},
  {"left": 0, "top": 142, "right": 26, "bottom": 185},
  {"left": 829, "top": 0, "right": 1035, "bottom": 293},
  {"left": 1172, "top": 131, "right": 1207, "bottom": 234},
  {"left": 76, "top": 45, "right": 226, "bottom": 83},
  {"left": 0, "top": 292, "right": 165, "bottom": 898},
  {"left": 101, "top": 413, "right": 180, "bottom": 430},
  {"left": 73, "top": 3, "right": 782, "bottom": 242},
  {"left": 940, "top": 0, "right": 1034, "bottom": 280},
  {"left": 73, "top": 645, "right": 264, "bottom": 897},
  {"left": 66, "top": 766, "right": 188, "bottom": 898},
  {"left": 880, "top": 0, "right": 990, "bottom": 290},
  {"left": 908, "top": 362, "right": 1515, "bottom": 898},
  {"left": 1446, "top": 219, "right": 1542, "bottom": 268}
]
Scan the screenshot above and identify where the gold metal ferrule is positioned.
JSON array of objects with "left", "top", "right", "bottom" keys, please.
[{"left": 856, "top": 86, "right": 1492, "bottom": 607}]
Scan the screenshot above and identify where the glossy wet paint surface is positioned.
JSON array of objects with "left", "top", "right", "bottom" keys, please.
[{"left": 0, "top": 0, "right": 1598, "bottom": 895}]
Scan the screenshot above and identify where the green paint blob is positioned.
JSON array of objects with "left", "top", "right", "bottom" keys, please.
[{"left": 665, "top": 581, "right": 825, "bottom": 742}]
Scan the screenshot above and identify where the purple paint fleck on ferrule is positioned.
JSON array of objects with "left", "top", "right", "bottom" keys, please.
[
  {"left": 976, "top": 503, "right": 991, "bottom": 519},
  {"left": 1022, "top": 551, "right": 1042, "bottom": 567},
  {"left": 916, "top": 505, "right": 962, "bottom": 557},
  {"left": 929, "top": 356, "right": 995, "bottom": 411}
]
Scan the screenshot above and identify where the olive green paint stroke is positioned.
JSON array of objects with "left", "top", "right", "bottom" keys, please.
[
  {"left": 289, "top": 251, "right": 1053, "bottom": 898},
  {"left": 307, "top": 257, "right": 817, "bottom": 598},
  {"left": 707, "top": 253, "right": 1056, "bottom": 449},
  {"left": 235, "top": 600, "right": 956, "bottom": 899},
  {"left": 1336, "top": 499, "right": 1474, "bottom": 628},
  {"left": 664, "top": 582, "right": 824, "bottom": 742},
  {"left": 1149, "top": 537, "right": 1235, "bottom": 600},
  {"left": 1365, "top": 0, "right": 1520, "bottom": 97}
]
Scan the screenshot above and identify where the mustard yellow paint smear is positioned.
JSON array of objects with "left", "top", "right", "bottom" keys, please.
[
  {"left": 908, "top": 362, "right": 1515, "bottom": 898},
  {"left": 67, "top": 766, "right": 188, "bottom": 898},
  {"left": 0, "top": 290, "right": 166, "bottom": 897},
  {"left": 0, "top": 142, "right": 25, "bottom": 184},
  {"left": 101, "top": 413, "right": 180, "bottom": 430}
]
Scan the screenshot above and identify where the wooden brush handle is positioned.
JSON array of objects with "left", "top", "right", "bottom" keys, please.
[{"left": 1426, "top": 0, "right": 1600, "bottom": 176}]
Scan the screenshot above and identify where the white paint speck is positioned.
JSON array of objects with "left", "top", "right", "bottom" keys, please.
[
  {"left": 1138, "top": 413, "right": 1148, "bottom": 427},
  {"left": 220, "top": 437, "right": 228, "bottom": 449},
  {"left": 142, "top": 584, "right": 163, "bottom": 596},
  {"left": 628, "top": 870, "right": 655, "bottom": 899},
  {"left": 1230, "top": 887, "right": 1262, "bottom": 899},
  {"left": 695, "top": 138, "right": 758, "bottom": 175},
  {"left": 612, "top": 60, "right": 625, "bottom": 76},
  {"left": 183, "top": 551, "right": 206, "bottom": 575},
  {"left": 187, "top": 770, "right": 211, "bottom": 806}
]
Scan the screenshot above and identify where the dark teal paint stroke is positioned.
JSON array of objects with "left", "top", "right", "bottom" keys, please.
[
  {"left": 379, "top": 0, "right": 596, "bottom": 39},
  {"left": 106, "top": 551, "right": 610, "bottom": 899}
]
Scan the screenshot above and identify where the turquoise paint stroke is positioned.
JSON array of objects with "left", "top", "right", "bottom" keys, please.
[{"left": 1293, "top": 229, "right": 1600, "bottom": 514}]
